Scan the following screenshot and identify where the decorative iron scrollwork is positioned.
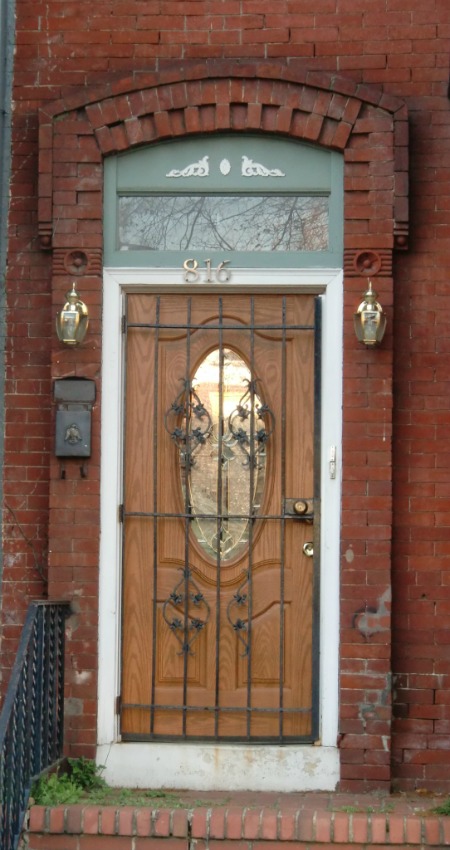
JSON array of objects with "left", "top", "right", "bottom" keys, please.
[
  {"left": 162, "top": 568, "right": 210, "bottom": 655},
  {"left": 164, "top": 380, "right": 212, "bottom": 470},
  {"left": 163, "top": 364, "right": 274, "bottom": 650},
  {"left": 228, "top": 379, "right": 275, "bottom": 468},
  {"left": 226, "top": 572, "right": 250, "bottom": 656}
]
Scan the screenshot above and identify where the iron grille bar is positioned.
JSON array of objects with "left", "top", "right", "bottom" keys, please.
[
  {"left": 120, "top": 296, "right": 129, "bottom": 734},
  {"left": 127, "top": 322, "right": 314, "bottom": 331},
  {"left": 121, "top": 702, "right": 312, "bottom": 714},
  {"left": 214, "top": 299, "right": 224, "bottom": 739},
  {"left": 123, "top": 511, "right": 299, "bottom": 520},
  {"left": 150, "top": 296, "right": 161, "bottom": 736},
  {"left": 123, "top": 734, "right": 316, "bottom": 745},
  {"left": 182, "top": 297, "right": 193, "bottom": 737},
  {"left": 246, "top": 296, "right": 255, "bottom": 739},
  {"left": 279, "top": 296, "right": 287, "bottom": 741},
  {"left": 311, "top": 296, "right": 322, "bottom": 742}
]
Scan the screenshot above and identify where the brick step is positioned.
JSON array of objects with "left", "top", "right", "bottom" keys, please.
[{"left": 26, "top": 802, "right": 450, "bottom": 849}]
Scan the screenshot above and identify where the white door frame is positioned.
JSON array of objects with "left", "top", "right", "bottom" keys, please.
[{"left": 97, "top": 267, "right": 342, "bottom": 791}]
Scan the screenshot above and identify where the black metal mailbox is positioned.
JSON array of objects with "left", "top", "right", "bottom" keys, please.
[{"left": 54, "top": 378, "right": 96, "bottom": 458}]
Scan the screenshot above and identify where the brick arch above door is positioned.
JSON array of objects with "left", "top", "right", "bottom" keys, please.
[{"left": 38, "top": 61, "right": 409, "bottom": 269}]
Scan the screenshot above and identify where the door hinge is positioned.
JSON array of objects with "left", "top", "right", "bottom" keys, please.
[
  {"left": 121, "top": 314, "right": 127, "bottom": 334},
  {"left": 118, "top": 504, "right": 124, "bottom": 523},
  {"left": 115, "top": 695, "right": 122, "bottom": 715}
]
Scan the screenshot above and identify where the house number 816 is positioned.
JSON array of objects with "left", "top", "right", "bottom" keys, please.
[{"left": 183, "top": 259, "right": 231, "bottom": 283}]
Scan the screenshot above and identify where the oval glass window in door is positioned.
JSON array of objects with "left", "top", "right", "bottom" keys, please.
[{"left": 165, "top": 347, "right": 274, "bottom": 562}]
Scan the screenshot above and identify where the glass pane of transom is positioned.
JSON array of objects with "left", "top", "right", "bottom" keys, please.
[{"left": 118, "top": 195, "right": 329, "bottom": 253}]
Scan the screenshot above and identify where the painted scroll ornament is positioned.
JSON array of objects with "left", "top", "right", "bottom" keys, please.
[
  {"left": 166, "top": 155, "right": 209, "bottom": 177},
  {"left": 165, "top": 154, "right": 286, "bottom": 179},
  {"left": 241, "top": 155, "right": 285, "bottom": 177}
]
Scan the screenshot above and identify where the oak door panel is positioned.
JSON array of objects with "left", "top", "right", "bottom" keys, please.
[{"left": 121, "top": 292, "right": 316, "bottom": 740}]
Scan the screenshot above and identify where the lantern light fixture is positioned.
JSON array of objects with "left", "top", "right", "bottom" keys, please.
[
  {"left": 353, "top": 279, "right": 386, "bottom": 347},
  {"left": 56, "top": 283, "right": 89, "bottom": 346}
]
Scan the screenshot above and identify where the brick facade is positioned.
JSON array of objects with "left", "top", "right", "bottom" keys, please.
[{"left": 2, "top": 2, "right": 449, "bottom": 792}]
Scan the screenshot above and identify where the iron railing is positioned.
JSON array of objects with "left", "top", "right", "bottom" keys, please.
[{"left": 0, "top": 601, "right": 70, "bottom": 850}]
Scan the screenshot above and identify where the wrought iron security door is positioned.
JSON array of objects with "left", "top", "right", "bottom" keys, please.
[{"left": 120, "top": 292, "right": 321, "bottom": 742}]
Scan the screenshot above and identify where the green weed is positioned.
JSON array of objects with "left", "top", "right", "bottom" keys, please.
[
  {"left": 432, "top": 798, "right": 450, "bottom": 816},
  {"left": 32, "top": 758, "right": 106, "bottom": 806},
  {"left": 68, "top": 757, "right": 107, "bottom": 791},
  {"left": 32, "top": 772, "right": 84, "bottom": 806},
  {"left": 31, "top": 760, "right": 200, "bottom": 808},
  {"left": 335, "top": 805, "right": 359, "bottom": 813},
  {"left": 333, "top": 801, "right": 394, "bottom": 815}
]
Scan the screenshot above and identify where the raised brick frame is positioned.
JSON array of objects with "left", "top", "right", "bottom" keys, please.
[{"left": 38, "top": 62, "right": 408, "bottom": 791}]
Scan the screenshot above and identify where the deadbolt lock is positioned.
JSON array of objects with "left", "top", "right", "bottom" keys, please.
[
  {"left": 293, "top": 499, "right": 309, "bottom": 515},
  {"left": 284, "top": 498, "right": 314, "bottom": 522}
]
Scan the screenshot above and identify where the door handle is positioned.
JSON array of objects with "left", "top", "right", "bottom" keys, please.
[{"left": 302, "top": 541, "right": 314, "bottom": 558}]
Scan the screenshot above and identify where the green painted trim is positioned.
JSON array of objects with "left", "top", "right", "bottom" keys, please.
[
  {"left": 114, "top": 136, "right": 334, "bottom": 192},
  {"left": 104, "top": 136, "right": 343, "bottom": 270}
]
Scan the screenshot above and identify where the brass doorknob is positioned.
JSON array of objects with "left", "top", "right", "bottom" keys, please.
[{"left": 302, "top": 541, "right": 314, "bottom": 558}]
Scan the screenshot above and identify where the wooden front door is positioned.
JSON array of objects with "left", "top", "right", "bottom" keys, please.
[{"left": 120, "top": 291, "right": 320, "bottom": 742}]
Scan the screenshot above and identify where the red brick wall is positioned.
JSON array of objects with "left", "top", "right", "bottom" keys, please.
[
  {"left": 2, "top": 1, "right": 449, "bottom": 792},
  {"left": 391, "top": 100, "right": 450, "bottom": 787},
  {"left": 1, "top": 117, "right": 51, "bottom": 674}
]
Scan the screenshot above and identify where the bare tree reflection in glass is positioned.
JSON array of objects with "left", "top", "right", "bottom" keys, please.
[{"left": 118, "top": 195, "right": 329, "bottom": 253}]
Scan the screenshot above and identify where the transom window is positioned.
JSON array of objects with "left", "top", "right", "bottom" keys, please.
[{"left": 104, "top": 135, "right": 343, "bottom": 268}]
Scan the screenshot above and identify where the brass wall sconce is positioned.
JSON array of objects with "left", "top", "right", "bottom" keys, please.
[
  {"left": 56, "top": 283, "right": 89, "bottom": 346},
  {"left": 353, "top": 279, "right": 386, "bottom": 347}
]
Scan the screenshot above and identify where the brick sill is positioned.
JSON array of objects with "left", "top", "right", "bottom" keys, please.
[{"left": 26, "top": 795, "right": 450, "bottom": 846}]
